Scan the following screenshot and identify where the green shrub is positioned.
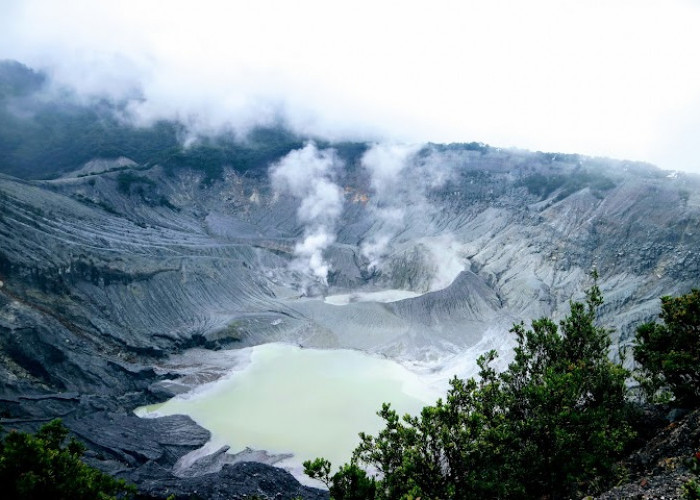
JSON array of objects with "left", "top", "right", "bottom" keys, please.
[
  {"left": 0, "top": 419, "right": 134, "bottom": 500},
  {"left": 633, "top": 289, "right": 700, "bottom": 407},
  {"left": 684, "top": 452, "right": 700, "bottom": 499},
  {"left": 310, "top": 274, "right": 635, "bottom": 499},
  {"left": 519, "top": 169, "right": 615, "bottom": 201},
  {"left": 304, "top": 458, "right": 376, "bottom": 500}
]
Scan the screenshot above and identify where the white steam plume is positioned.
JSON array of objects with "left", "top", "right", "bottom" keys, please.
[
  {"left": 270, "top": 143, "right": 344, "bottom": 286},
  {"left": 360, "top": 143, "right": 421, "bottom": 269},
  {"left": 362, "top": 143, "right": 421, "bottom": 194},
  {"left": 407, "top": 148, "right": 466, "bottom": 291},
  {"left": 419, "top": 234, "right": 468, "bottom": 291},
  {"left": 360, "top": 143, "right": 467, "bottom": 290}
]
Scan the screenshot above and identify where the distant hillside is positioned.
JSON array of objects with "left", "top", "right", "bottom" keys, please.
[{"left": 0, "top": 60, "right": 324, "bottom": 181}]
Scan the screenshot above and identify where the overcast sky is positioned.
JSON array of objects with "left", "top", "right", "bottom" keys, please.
[{"left": 2, "top": 0, "right": 700, "bottom": 172}]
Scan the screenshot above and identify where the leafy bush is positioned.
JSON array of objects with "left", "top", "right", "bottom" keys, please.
[
  {"left": 684, "top": 452, "right": 700, "bottom": 499},
  {"left": 0, "top": 419, "right": 134, "bottom": 500},
  {"left": 309, "top": 275, "right": 636, "bottom": 499},
  {"left": 304, "top": 458, "right": 376, "bottom": 500},
  {"left": 686, "top": 478, "right": 700, "bottom": 500},
  {"left": 634, "top": 289, "right": 700, "bottom": 407}
]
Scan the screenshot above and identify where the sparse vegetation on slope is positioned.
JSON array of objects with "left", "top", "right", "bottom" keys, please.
[
  {"left": 0, "top": 61, "right": 306, "bottom": 182},
  {"left": 519, "top": 168, "right": 616, "bottom": 201}
]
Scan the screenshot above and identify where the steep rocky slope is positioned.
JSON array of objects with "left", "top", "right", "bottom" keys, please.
[
  {"left": 1, "top": 148, "right": 698, "bottom": 496},
  {"left": 3, "top": 152, "right": 698, "bottom": 384},
  {"left": 596, "top": 407, "right": 700, "bottom": 499},
  {"left": 1, "top": 60, "right": 699, "bottom": 498}
]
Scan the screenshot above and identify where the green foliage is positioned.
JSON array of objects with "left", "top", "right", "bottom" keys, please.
[
  {"left": 684, "top": 452, "right": 700, "bottom": 499},
  {"left": 304, "top": 458, "right": 376, "bottom": 500},
  {"left": 429, "top": 142, "right": 490, "bottom": 154},
  {"left": 519, "top": 169, "right": 616, "bottom": 201},
  {"left": 0, "top": 419, "right": 134, "bottom": 500},
  {"left": 489, "top": 279, "right": 634, "bottom": 498},
  {"left": 633, "top": 289, "right": 700, "bottom": 407},
  {"left": 352, "top": 381, "right": 498, "bottom": 499},
  {"left": 153, "top": 131, "right": 304, "bottom": 186},
  {"left": 0, "top": 62, "right": 305, "bottom": 181},
  {"left": 0, "top": 95, "right": 181, "bottom": 179},
  {"left": 310, "top": 274, "right": 636, "bottom": 499},
  {"left": 685, "top": 479, "right": 700, "bottom": 500},
  {"left": 304, "top": 457, "right": 332, "bottom": 487}
]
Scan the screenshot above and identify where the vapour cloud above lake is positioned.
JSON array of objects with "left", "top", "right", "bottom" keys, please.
[{"left": 2, "top": 0, "right": 700, "bottom": 173}]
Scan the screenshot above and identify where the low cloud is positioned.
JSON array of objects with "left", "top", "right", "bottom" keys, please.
[
  {"left": 3, "top": 1, "right": 700, "bottom": 171},
  {"left": 362, "top": 143, "right": 421, "bottom": 194}
]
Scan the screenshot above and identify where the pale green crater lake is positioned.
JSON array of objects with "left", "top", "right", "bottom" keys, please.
[{"left": 136, "top": 343, "right": 443, "bottom": 469}]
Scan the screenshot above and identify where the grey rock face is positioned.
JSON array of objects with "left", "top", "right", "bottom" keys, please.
[
  {"left": 595, "top": 407, "right": 700, "bottom": 499},
  {"left": 133, "top": 461, "right": 328, "bottom": 500},
  {"left": 0, "top": 145, "right": 699, "bottom": 498}
]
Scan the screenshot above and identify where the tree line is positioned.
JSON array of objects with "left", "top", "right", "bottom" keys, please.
[{"left": 305, "top": 277, "right": 700, "bottom": 499}]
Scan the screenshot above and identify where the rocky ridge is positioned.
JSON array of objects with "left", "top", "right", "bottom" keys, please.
[
  {"left": 1, "top": 150, "right": 698, "bottom": 496},
  {"left": 1, "top": 60, "right": 700, "bottom": 498}
]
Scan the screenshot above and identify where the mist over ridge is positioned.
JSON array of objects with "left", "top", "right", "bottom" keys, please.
[{"left": 3, "top": 0, "right": 700, "bottom": 173}]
